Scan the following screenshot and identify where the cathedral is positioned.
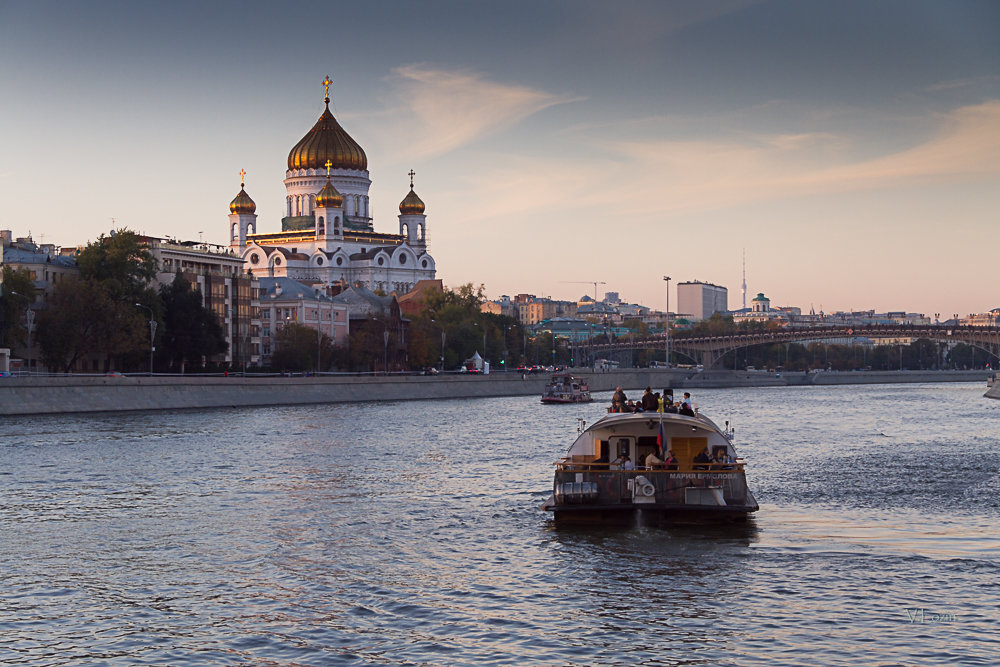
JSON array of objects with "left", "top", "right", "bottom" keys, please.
[{"left": 227, "top": 76, "right": 436, "bottom": 295}]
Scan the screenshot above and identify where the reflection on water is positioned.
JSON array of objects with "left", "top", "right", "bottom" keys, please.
[{"left": 0, "top": 383, "right": 997, "bottom": 665}]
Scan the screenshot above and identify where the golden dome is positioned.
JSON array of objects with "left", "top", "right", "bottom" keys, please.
[
  {"left": 229, "top": 185, "right": 256, "bottom": 214},
  {"left": 399, "top": 188, "right": 425, "bottom": 215},
  {"left": 315, "top": 179, "right": 344, "bottom": 208},
  {"left": 287, "top": 100, "right": 367, "bottom": 171}
]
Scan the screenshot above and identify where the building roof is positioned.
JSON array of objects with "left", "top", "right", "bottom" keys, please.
[
  {"left": 1, "top": 244, "right": 77, "bottom": 268},
  {"left": 330, "top": 285, "right": 394, "bottom": 318},
  {"left": 258, "top": 277, "right": 335, "bottom": 303}
]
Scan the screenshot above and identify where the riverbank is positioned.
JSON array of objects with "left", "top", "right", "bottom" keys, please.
[{"left": 0, "top": 368, "right": 990, "bottom": 416}]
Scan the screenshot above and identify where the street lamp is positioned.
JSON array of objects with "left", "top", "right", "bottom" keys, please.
[
  {"left": 663, "top": 276, "right": 671, "bottom": 367},
  {"left": 134, "top": 303, "right": 155, "bottom": 376},
  {"left": 383, "top": 329, "right": 390, "bottom": 374},
  {"left": 315, "top": 297, "right": 323, "bottom": 374}
]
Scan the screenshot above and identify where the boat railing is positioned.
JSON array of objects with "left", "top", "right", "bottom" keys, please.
[{"left": 555, "top": 459, "right": 745, "bottom": 474}]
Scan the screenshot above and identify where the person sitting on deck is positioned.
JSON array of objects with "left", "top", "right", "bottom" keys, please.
[
  {"left": 621, "top": 454, "right": 635, "bottom": 471},
  {"left": 664, "top": 450, "right": 679, "bottom": 470},
  {"left": 678, "top": 401, "right": 695, "bottom": 417},
  {"left": 693, "top": 447, "right": 712, "bottom": 470}
]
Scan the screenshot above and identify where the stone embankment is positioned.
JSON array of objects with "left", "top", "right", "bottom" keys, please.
[{"left": 0, "top": 368, "right": 990, "bottom": 416}]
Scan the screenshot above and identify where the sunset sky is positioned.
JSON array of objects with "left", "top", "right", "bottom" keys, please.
[{"left": 1, "top": 0, "right": 998, "bottom": 317}]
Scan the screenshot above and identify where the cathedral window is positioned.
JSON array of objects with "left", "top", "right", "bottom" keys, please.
[
  {"left": 377, "top": 257, "right": 384, "bottom": 266},
  {"left": 399, "top": 254, "right": 407, "bottom": 265},
  {"left": 316, "top": 257, "right": 324, "bottom": 266},
  {"left": 336, "top": 257, "right": 343, "bottom": 266},
  {"left": 250, "top": 253, "right": 260, "bottom": 265},
  {"left": 421, "top": 259, "right": 428, "bottom": 268}
]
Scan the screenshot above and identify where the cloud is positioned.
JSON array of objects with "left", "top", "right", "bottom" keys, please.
[
  {"left": 432, "top": 100, "right": 1000, "bottom": 227},
  {"left": 584, "top": 100, "right": 1000, "bottom": 216},
  {"left": 378, "top": 65, "right": 583, "bottom": 159}
]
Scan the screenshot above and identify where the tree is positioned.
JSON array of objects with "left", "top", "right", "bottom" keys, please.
[
  {"left": 158, "top": 273, "right": 227, "bottom": 373},
  {"left": 37, "top": 229, "right": 160, "bottom": 371},
  {"left": 0, "top": 266, "right": 35, "bottom": 348},
  {"left": 76, "top": 229, "right": 157, "bottom": 301},
  {"left": 36, "top": 278, "right": 130, "bottom": 373},
  {"left": 271, "top": 322, "right": 334, "bottom": 372}
]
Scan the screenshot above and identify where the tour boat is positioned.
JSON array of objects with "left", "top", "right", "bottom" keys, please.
[
  {"left": 540, "top": 374, "right": 593, "bottom": 404},
  {"left": 542, "top": 410, "right": 758, "bottom": 524}
]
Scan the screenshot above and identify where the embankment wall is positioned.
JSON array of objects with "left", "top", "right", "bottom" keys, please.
[{"left": 0, "top": 369, "right": 989, "bottom": 416}]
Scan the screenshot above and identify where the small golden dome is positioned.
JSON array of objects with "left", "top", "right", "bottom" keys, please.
[
  {"left": 287, "top": 101, "right": 367, "bottom": 172},
  {"left": 316, "top": 179, "right": 344, "bottom": 208},
  {"left": 399, "top": 188, "right": 425, "bottom": 215},
  {"left": 229, "top": 185, "right": 256, "bottom": 214}
]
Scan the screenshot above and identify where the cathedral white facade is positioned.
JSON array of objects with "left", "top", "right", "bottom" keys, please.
[{"left": 227, "top": 77, "right": 436, "bottom": 294}]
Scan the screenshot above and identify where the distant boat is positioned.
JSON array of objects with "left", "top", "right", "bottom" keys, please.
[{"left": 540, "top": 374, "right": 592, "bottom": 404}]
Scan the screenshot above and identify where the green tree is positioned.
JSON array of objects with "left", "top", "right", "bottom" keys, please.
[
  {"left": 272, "top": 322, "right": 333, "bottom": 372},
  {"left": 158, "top": 273, "right": 227, "bottom": 373},
  {"left": 37, "top": 229, "right": 159, "bottom": 371},
  {"left": 36, "top": 278, "right": 130, "bottom": 373},
  {"left": 76, "top": 229, "right": 157, "bottom": 301},
  {"left": 0, "top": 266, "right": 35, "bottom": 348}
]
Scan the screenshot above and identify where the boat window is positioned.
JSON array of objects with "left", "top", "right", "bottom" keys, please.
[
  {"left": 669, "top": 436, "right": 708, "bottom": 469},
  {"left": 616, "top": 437, "right": 632, "bottom": 458}
]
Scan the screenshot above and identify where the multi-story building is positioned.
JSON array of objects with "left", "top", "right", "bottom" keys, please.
[
  {"left": 960, "top": 309, "right": 1000, "bottom": 326},
  {"left": 0, "top": 231, "right": 79, "bottom": 299},
  {"left": 257, "top": 277, "right": 348, "bottom": 364},
  {"left": 146, "top": 237, "right": 261, "bottom": 368},
  {"left": 677, "top": 280, "right": 728, "bottom": 321}
]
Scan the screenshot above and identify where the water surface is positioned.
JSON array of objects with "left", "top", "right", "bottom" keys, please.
[{"left": 1, "top": 383, "right": 997, "bottom": 665}]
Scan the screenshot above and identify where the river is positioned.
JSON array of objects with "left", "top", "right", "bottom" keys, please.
[{"left": 1, "top": 383, "right": 997, "bottom": 665}]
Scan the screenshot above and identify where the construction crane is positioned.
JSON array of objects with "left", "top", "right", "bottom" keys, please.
[{"left": 559, "top": 280, "right": 607, "bottom": 301}]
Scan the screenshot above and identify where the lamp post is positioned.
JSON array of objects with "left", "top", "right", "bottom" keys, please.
[
  {"left": 315, "top": 298, "right": 322, "bottom": 374},
  {"left": 383, "top": 329, "right": 390, "bottom": 374},
  {"left": 134, "top": 303, "right": 155, "bottom": 376},
  {"left": 662, "top": 276, "right": 671, "bottom": 367}
]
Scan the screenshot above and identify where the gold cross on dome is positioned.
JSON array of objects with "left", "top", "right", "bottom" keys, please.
[
  {"left": 325, "top": 159, "right": 333, "bottom": 178},
  {"left": 322, "top": 75, "right": 333, "bottom": 99},
  {"left": 239, "top": 168, "right": 246, "bottom": 186},
  {"left": 408, "top": 169, "right": 415, "bottom": 188}
]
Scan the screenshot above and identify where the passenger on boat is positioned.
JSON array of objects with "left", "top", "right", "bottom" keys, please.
[
  {"left": 612, "top": 386, "right": 627, "bottom": 405},
  {"left": 641, "top": 387, "right": 658, "bottom": 412},
  {"left": 693, "top": 447, "right": 712, "bottom": 470},
  {"left": 681, "top": 392, "right": 693, "bottom": 409},
  {"left": 621, "top": 454, "right": 635, "bottom": 471},
  {"left": 664, "top": 451, "right": 679, "bottom": 470},
  {"left": 645, "top": 451, "right": 663, "bottom": 469},
  {"left": 663, "top": 389, "right": 678, "bottom": 413},
  {"left": 678, "top": 398, "right": 695, "bottom": 417}
]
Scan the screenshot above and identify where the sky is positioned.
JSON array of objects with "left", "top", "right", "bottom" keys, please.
[{"left": 1, "top": 0, "right": 998, "bottom": 317}]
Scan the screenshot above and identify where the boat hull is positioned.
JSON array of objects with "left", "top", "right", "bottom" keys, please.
[
  {"left": 543, "top": 498, "right": 756, "bottom": 525},
  {"left": 541, "top": 396, "right": 593, "bottom": 404}
]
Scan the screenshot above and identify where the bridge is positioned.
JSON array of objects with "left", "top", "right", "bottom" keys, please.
[{"left": 590, "top": 324, "right": 1000, "bottom": 369}]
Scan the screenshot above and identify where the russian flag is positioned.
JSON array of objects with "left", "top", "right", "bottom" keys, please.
[{"left": 656, "top": 419, "right": 665, "bottom": 456}]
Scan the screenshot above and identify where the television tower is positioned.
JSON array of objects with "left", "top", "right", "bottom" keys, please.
[{"left": 741, "top": 249, "right": 747, "bottom": 309}]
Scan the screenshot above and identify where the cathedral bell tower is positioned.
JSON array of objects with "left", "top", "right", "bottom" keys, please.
[
  {"left": 314, "top": 160, "right": 344, "bottom": 246},
  {"left": 228, "top": 169, "right": 257, "bottom": 251},
  {"left": 397, "top": 169, "right": 427, "bottom": 248}
]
